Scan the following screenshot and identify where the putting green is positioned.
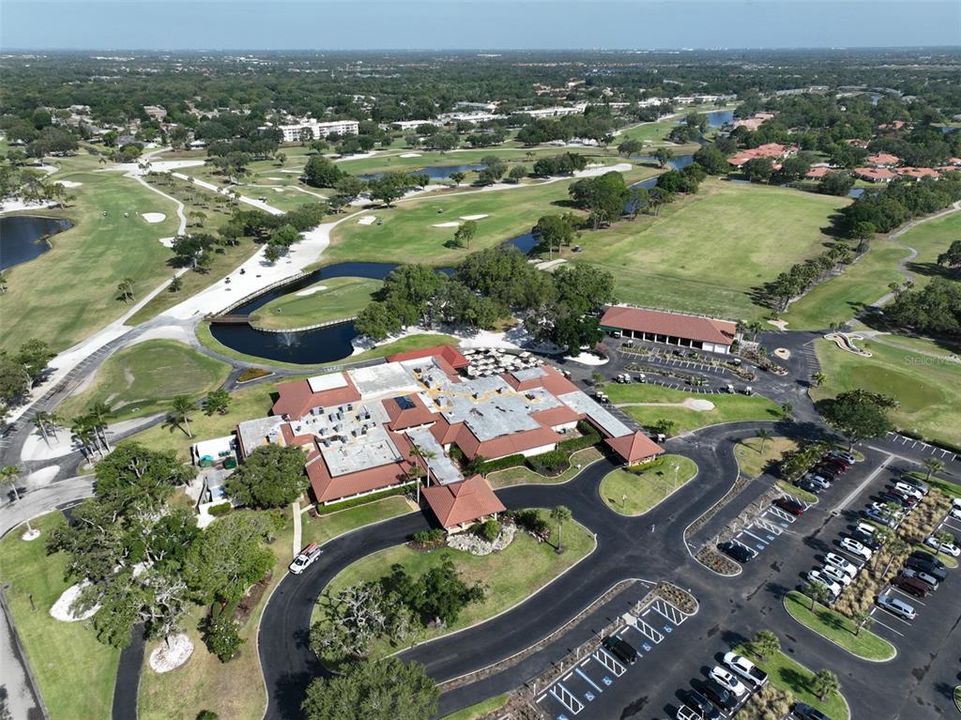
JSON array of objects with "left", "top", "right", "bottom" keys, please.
[
  {"left": 249, "top": 276, "right": 382, "bottom": 330},
  {"left": 812, "top": 336, "right": 961, "bottom": 447}
]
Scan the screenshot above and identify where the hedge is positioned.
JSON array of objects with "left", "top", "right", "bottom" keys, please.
[
  {"left": 473, "top": 454, "right": 527, "bottom": 475},
  {"left": 557, "top": 421, "right": 602, "bottom": 453},
  {"left": 315, "top": 483, "right": 412, "bottom": 515},
  {"left": 208, "top": 502, "right": 232, "bottom": 517}
]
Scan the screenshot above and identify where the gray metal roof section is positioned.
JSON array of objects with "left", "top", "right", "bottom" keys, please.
[
  {"left": 511, "top": 366, "right": 547, "bottom": 381},
  {"left": 406, "top": 427, "right": 464, "bottom": 485},
  {"left": 320, "top": 423, "right": 402, "bottom": 476},
  {"left": 557, "top": 390, "right": 631, "bottom": 438},
  {"left": 236, "top": 416, "right": 285, "bottom": 455}
]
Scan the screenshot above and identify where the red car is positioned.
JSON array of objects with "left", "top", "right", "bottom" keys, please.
[{"left": 773, "top": 497, "right": 806, "bottom": 516}]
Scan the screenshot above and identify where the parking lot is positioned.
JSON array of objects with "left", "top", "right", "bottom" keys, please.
[{"left": 535, "top": 598, "right": 692, "bottom": 720}]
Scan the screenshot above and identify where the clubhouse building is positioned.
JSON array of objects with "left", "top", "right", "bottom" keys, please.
[
  {"left": 599, "top": 305, "right": 739, "bottom": 355},
  {"left": 232, "top": 346, "right": 662, "bottom": 531}
]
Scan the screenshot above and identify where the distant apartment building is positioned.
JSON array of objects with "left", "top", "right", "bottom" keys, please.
[{"left": 263, "top": 119, "right": 360, "bottom": 142}]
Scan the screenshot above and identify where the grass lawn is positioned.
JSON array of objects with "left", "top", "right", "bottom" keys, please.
[
  {"left": 0, "top": 170, "right": 179, "bottom": 352},
  {"left": 784, "top": 209, "right": 961, "bottom": 330},
  {"left": 325, "top": 166, "right": 659, "bottom": 267},
  {"left": 576, "top": 179, "right": 850, "bottom": 320},
  {"left": 776, "top": 480, "right": 819, "bottom": 505},
  {"left": 316, "top": 510, "right": 594, "bottom": 654},
  {"left": 599, "top": 455, "right": 698, "bottom": 516},
  {"left": 812, "top": 336, "right": 961, "bottom": 448},
  {"left": 0, "top": 514, "right": 121, "bottom": 720},
  {"left": 442, "top": 694, "right": 510, "bottom": 720},
  {"left": 783, "top": 591, "right": 895, "bottom": 661},
  {"left": 58, "top": 340, "right": 231, "bottom": 421},
  {"left": 249, "top": 276, "right": 382, "bottom": 330},
  {"left": 138, "top": 511, "right": 295, "bottom": 720},
  {"left": 301, "top": 496, "right": 415, "bottom": 547},
  {"left": 487, "top": 446, "right": 603, "bottom": 489},
  {"left": 603, "top": 383, "right": 782, "bottom": 433},
  {"left": 736, "top": 644, "right": 849, "bottom": 720},
  {"left": 734, "top": 436, "right": 798, "bottom": 478}
]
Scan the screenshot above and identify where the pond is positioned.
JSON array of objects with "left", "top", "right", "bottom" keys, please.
[
  {"left": 357, "top": 164, "right": 487, "bottom": 182},
  {"left": 704, "top": 109, "right": 734, "bottom": 128},
  {"left": 210, "top": 234, "right": 534, "bottom": 364},
  {"left": 0, "top": 215, "right": 72, "bottom": 271}
]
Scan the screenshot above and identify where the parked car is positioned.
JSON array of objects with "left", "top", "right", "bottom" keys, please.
[
  {"left": 879, "top": 491, "right": 916, "bottom": 509},
  {"left": 709, "top": 666, "right": 749, "bottom": 698},
  {"left": 924, "top": 536, "right": 961, "bottom": 557},
  {"left": 820, "top": 564, "right": 854, "bottom": 587},
  {"left": 700, "top": 679, "right": 738, "bottom": 711},
  {"left": 905, "top": 554, "right": 948, "bottom": 582},
  {"left": 900, "top": 475, "right": 929, "bottom": 494},
  {"left": 829, "top": 450, "right": 858, "bottom": 464},
  {"left": 806, "top": 474, "right": 831, "bottom": 490},
  {"left": 900, "top": 567, "right": 939, "bottom": 592},
  {"left": 816, "top": 461, "right": 847, "bottom": 475},
  {"left": 602, "top": 635, "right": 639, "bottom": 665},
  {"left": 773, "top": 497, "right": 806, "bottom": 516},
  {"left": 805, "top": 570, "right": 842, "bottom": 597},
  {"left": 676, "top": 705, "right": 701, "bottom": 720},
  {"left": 862, "top": 508, "right": 898, "bottom": 528},
  {"left": 839, "top": 537, "right": 873, "bottom": 561},
  {"left": 868, "top": 501, "right": 903, "bottom": 519},
  {"left": 849, "top": 529, "right": 881, "bottom": 550},
  {"left": 719, "top": 541, "right": 757, "bottom": 564},
  {"left": 876, "top": 593, "right": 917, "bottom": 620},
  {"left": 888, "top": 488, "right": 919, "bottom": 506},
  {"left": 795, "top": 478, "right": 822, "bottom": 494},
  {"left": 950, "top": 506, "right": 961, "bottom": 521},
  {"left": 793, "top": 701, "right": 831, "bottom": 720},
  {"left": 681, "top": 689, "right": 722, "bottom": 720},
  {"left": 893, "top": 573, "right": 930, "bottom": 598},
  {"left": 288, "top": 543, "right": 323, "bottom": 574},
  {"left": 723, "top": 651, "right": 769, "bottom": 687},
  {"left": 893, "top": 481, "right": 924, "bottom": 500},
  {"left": 824, "top": 552, "right": 858, "bottom": 578}
]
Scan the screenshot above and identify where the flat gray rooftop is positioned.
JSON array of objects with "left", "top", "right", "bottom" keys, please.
[
  {"left": 237, "top": 416, "right": 285, "bottom": 455},
  {"left": 321, "top": 424, "right": 402, "bottom": 476},
  {"left": 558, "top": 390, "right": 631, "bottom": 438},
  {"left": 406, "top": 426, "right": 464, "bottom": 485}
]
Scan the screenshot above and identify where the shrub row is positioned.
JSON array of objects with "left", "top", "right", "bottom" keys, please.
[{"left": 315, "top": 483, "right": 411, "bottom": 515}]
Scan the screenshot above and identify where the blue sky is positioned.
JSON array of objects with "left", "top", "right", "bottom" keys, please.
[{"left": 2, "top": 1, "right": 959, "bottom": 51}]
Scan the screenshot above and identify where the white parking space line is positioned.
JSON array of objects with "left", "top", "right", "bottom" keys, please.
[
  {"left": 575, "top": 667, "right": 603, "bottom": 694},
  {"left": 869, "top": 609, "right": 906, "bottom": 637},
  {"left": 742, "top": 528, "right": 771, "bottom": 545},
  {"left": 592, "top": 647, "right": 626, "bottom": 677},
  {"left": 549, "top": 682, "right": 584, "bottom": 715},
  {"left": 832, "top": 455, "right": 893, "bottom": 514},
  {"left": 888, "top": 586, "right": 926, "bottom": 606}
]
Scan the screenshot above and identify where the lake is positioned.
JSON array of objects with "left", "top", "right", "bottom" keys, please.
[{"left": 0, "top": 215, "right": 72, "bottom": 271}]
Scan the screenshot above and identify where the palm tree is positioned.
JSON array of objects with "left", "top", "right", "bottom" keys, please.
[
  {"left": 805, "top": 580, "right": 830, "bottom": 610},
  {"left": 70, "top": 416, "right": 100, "bottom": 459},
  {"left": 851, "top": 608, "right": 873, "bottom": 637},
  {"left": 117, "top": 278, "right": 135, "bottom": 303},
  {"left": 550, "top": 505, "right": 573, "bottom": 553},
  {"left": 810, "top": 669, "right": 840, "bottom": 701},
  {"left": 780, "top": 402, "right": 794, "bottom": 420},
  {"left": 880, "top": 537, "right": 909, "bottom": 578},
  {"left": 87, "top": 401, "right": 113, "bottom": 452},
  {"left": 749, "top": 630, "right": 780, "bottom": 660},
  {"left": 923, "top": 458, "right": 944, "bottom": 481},
  {"left": 0, "top": 465, "right": 33, "bottom": 534},
  {"left": 811, "top": 371, "right": 826, "bottom": 387},
  {"left": 408, "top": 443, "right": 437, "bottom": 504},
  {"left": 33, "top": 410, "right": 56, "bottom": 445},
  {"left": 170, "top": 396, "right": 195, "bottom": 438},
  {"left": 755, "top": 429, "right": 773, "bottom": 454}
]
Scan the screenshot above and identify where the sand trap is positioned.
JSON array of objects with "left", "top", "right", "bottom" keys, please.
[
  {"left": 773, "top": 348, "right": 791, "bottom": 360},
  {"left": 56, "top": 180, "right": 83, "bottom": 188},
  {"left": 767, "top": 319, "right": 789, "bottom": 330},
  {"left": 295, "top": 285, "right": 327, "bottom": 297},
  {"left": 50, "top": 582, "right": 99, "bottom": 622},
  {"left": 27, "top": 465, "right": 60, "bottom": 486},
  {"left": 141, "top": 212, "right": 166, "bottom": 223},
  {"left": 459, "top": 214, "right": 489, "bottom": 221},
  {"left": 536, "top": 259, "right": 567, "bottom": 271},
  {"left": 432, "top": 221, "right": 461, "bottom": 228},
  {"left": 399, "top": 152, "right": 422, "bottom": 158},
  {"left": 683, "top": 398, "right": 715, "bottom": 411},
  {"left": 158, "top": 237, "right": 175, "bottom": 248},
  {"left": 267, "top": 176, "right": 285, "bottom": 180},
  {"left": 149, "top": 633, "right": 193, "bottom": 673},
  {"left": 357, "top": 215, "right": 377, "bottom": 226},
  {"left": 566, "top": 351, "right": 608, "bottom": 366}
]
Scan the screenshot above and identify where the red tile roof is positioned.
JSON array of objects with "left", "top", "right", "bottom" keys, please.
[
  {"left": 727, "top": 143, "right": 793, "bottom": 167},
  {"left": 456, "top": 424, "right": 561, "bottom": 461},
  {"left": 384, "top": 393, "right": 436, "bottom": 430},
  {"left": 531, "top": 405, "right": 583, "bottom": 429},
  {"left": 599, "top": 306, "right": 737, "bottom": 347},
  {"left": 896, "top": 167, "right": 940, "bottom": 180},
  {"left": 854, "top": 167, "right": 897, "bottom": 182},
  {"left": 805, "top": 166, "right": 832, "bottom": 179},
  {"left": 502, "top": 365, "right": 579, "bottom": 396},
  {"left": 865, "top": 153, "right": 900, "bottom": 167},
  {"left": 307, "top": 455, "right": 411, "bottom": 503},
  {"left": 606, "top": 432, "right": 664, "bottom": 464},
  {"left": 422, "top": 475, "right": 506, "bottom": 529},
  {"left": 271, "top": 374, "right": 361, "bottom": 419},
  {"left": 387, "top": 344, "right": 469, "bottom": 369}
]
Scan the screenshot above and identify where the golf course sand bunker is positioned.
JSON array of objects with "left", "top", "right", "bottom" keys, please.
[
  {"left": 357, "top": 215, "right": 377, "bottom": 225},
  {"left": 149, "top": 632, "right": 193, "bottom": 673},
  {"left": 141, "top": 212, "right": 166, "bottom": 223},
  {"left": 432, "top": 221, "right": 461, "bottom": 228},
  {"left": 683, "top": 398, "right": 715, "bottom": 411},
  {"left": 295, "top": 285, "right": 327, "bottom": 297},
  {"left": 55, "top": 179, "right": 83, "bottom": 188},
  {"left": 460, "top": 214, "right": 489, "bottom": 221},
  {"left": 399, "top": 152, "right": 422, "bottom": 158},
  {"left": 50, "top": 582, "right": 99, "bottom": 622}
]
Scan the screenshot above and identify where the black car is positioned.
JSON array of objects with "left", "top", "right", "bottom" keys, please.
[
  {"left": 878, "top": 491, "right": 914, "bottom": 509},
  {"left": 910, "top": 549, "right": 947, "bottom": 568},
  {"left": 849, "top": 530, "right": 881, "bottom": 550},
  {"left": 793, "top": 701, "right": 831, "bottom": 720},
  {"left": 682, "top": 689, "right": 722, "bottom": 720},
  {"left": 718, "top": 541, "right": 756, "bottom": 563},
  {"left": 602, "top": 635, "right": 638, "bottom": 666},
  {"left": 813, "top": 465, "right": 842, "bottom": 479},
  {"left": 795, "top": 478, "right": 822, "bottom": 494},
  {"left": 905, "top": 555, "right": 948, "bottom": 582},
  {"left": 701, "top": 678, "right": 738, "bottom": 711}
]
